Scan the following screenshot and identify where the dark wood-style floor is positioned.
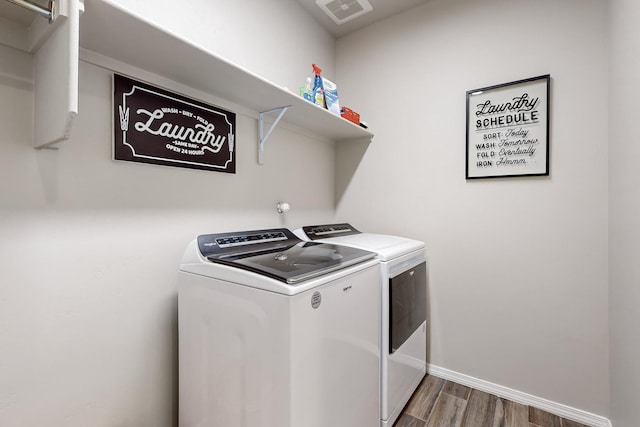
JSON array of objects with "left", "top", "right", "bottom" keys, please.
[{"left": 393, "top": 375, "right": 590, "bottom": 427}]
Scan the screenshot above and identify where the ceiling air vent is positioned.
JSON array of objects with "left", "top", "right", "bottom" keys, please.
[{"left": 315, "top": 0, "right": 373, "bottom": 25}]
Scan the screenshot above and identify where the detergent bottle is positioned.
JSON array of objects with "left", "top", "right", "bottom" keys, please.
[
  {"left": 300, "top": 77, "right": 313, "bottom": 102},
  {"left": 311, "top": 64, "right": 325, "bottom": 108}
]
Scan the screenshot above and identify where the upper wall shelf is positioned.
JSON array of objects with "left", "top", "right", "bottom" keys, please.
[{"left": 79, "top": 0, "right": 374, "bottom": 148}]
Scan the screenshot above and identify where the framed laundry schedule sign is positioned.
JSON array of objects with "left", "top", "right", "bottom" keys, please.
[{"left": 466, "top": 75, "right": 550, "bottom": 179}]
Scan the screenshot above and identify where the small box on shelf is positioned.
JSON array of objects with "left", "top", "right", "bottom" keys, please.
[{"left": 340, "top": 107, "right": 360, "bottom": 125}]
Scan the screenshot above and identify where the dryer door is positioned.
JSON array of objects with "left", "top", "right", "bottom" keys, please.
[{"left": 389, "top": 261, "right": 427, "bottom": 354}]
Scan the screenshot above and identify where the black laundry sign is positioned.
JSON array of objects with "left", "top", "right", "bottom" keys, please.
[{"left": 113, "top": 74, "right": 236, "bottom": 174}]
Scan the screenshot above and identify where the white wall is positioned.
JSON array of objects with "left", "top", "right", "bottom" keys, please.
[
  {"left": 0, "top": 1, "right": 337, "bottom": 425},
  {"left": 609, "top": 0, "right": 640, "bottom": 426},
  {"left": 336, "top": 0, "right": 609, "bottom": 416}
]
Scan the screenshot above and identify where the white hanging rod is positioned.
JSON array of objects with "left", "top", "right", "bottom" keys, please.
[{"left": 5, "top": 0, "right": 54, "bottom": 21}]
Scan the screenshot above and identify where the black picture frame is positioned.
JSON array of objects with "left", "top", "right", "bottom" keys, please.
[{"left": 466, "top": 75, "right": 550, "bottom": 179}]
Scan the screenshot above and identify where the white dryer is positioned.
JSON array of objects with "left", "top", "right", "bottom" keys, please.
[
  {"left": 295, "top": 224, "right": 427, "bottom": 427},
  {"left": 178, "top": 228, "right": 381, "bottom": 427}
]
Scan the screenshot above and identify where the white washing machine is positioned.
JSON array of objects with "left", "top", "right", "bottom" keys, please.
[
  {"left": 295, "top": 224, "right": 427, "bottom": 427},
  {"left": 178, "top": 228, "right": 381, "bottom": 427}
]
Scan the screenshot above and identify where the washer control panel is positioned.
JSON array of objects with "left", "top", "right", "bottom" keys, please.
[{"left": 198, "top": 228, "right": 298, "bottom": 257}]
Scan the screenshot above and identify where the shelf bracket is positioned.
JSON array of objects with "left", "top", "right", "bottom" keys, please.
[{"left": 258, "top": 105, "right": 291, "bottom": 164}]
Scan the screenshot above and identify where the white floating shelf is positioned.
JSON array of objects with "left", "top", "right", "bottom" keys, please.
[{"left": 79, "top": 0, "right": 373, "bottom": 145}]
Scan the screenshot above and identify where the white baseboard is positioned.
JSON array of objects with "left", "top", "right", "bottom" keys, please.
[{"left": 426, "top": 364, "right": 612, "bottom": 427}]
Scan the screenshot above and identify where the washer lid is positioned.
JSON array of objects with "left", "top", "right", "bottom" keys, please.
[
  {"left": 210, "top": 241, "right": 375, "bottom": 284},
  {"left": 195, "top": 228, "right": 376, "bottom": 284}
]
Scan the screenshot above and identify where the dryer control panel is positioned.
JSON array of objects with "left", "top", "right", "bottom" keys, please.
[{"left": 302, "top": 223, "right": 361, "bottom": 240}]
